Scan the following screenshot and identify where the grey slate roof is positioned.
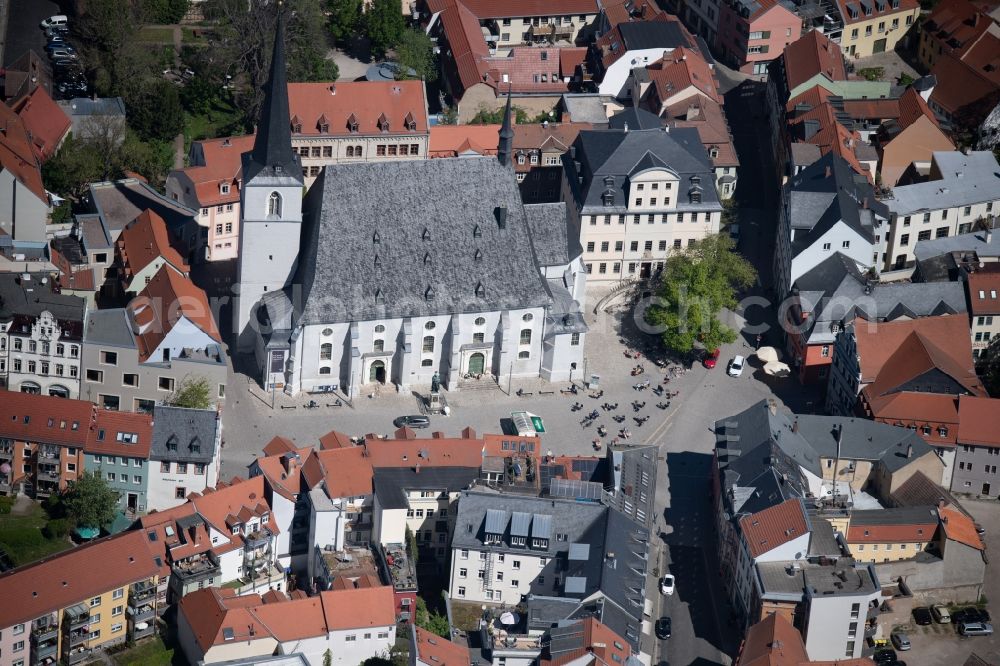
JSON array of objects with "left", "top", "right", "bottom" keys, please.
[
  {"left": 295, "top": 157, "right": 553, "bottom": 325},
  {"left": 849, "top": 506, "right": 939, "bottom": 526},
  {"left": 372, "top": 466, "right": 480, "bottom": 509},
  {"left": 559, "top": 94, "right": 615, "bottom": 127},
  {"left": 150, "top": 405, "right": 220, "bottom": 464},
  {"left": 566, "top": 127, "right": 720, "bottom": 214},
  {"left": 89, "top": 180, "right": 197, "bottom": 239},
  {"left": 0, "top": 273, "right": 85, "bottom": 322},
  {"left": 616, "top": 21, "right": 690, "bottom": 51},
  {"left": 793, "top": 252, "right": 967, "bottom": 344},
  {"left": 786, "top": 153, "right": 886, "bottom": 257},
  {"left": 792, "top": 415, "right": 935, "bottom": 472},
  {"left": 914, "top": 225, "right": 1000, "bottom": 263},
  {"left": 244, "top": 14, "right": 302, "bottom": 185},
  {"left": 84, "top": 309, "right": 137, "bottom": 349},
  {"left": 608, "top": 107, "right": 664, "bottom": 131},
  {"left": 523, "top": 202, "right": 581, "bottom": 267},
  {"left": 886, "top": 151, "right": 1000, "bottom": 215},
  {"left": 58, "top": 97, "right": 126, "bottom": 118}
]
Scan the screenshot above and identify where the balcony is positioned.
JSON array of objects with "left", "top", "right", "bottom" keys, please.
[
  {"left": 127, "top": 602, "right": 156, "bottom": 623},
  {"left": 37, "top": 466, "right": 59, "bottom": 482},
  {"left": 63, "top": 603, "right": 90, "bottom": 630},
  {"left": 129, "top": 622, "right": 156, "bottom": 640},
  {"left": 34, "top": 480, "right": 59, "bottom": 499},
  {"left": 65, "top": 628, "right": 90, "bottom": 647},
  {"left": 231, "top": 562, "right": 286, "bottom": 595},
  {"left": 65, "top": 647, "right": 92, "bottom": 664},
  {"left": 130, "top": 580, "right": 156, "bottom": 604},
  {"left": 172, "top": 552, "right": 221, "bottom": 583},
  {"left": 32, "top": 621, "right": 58, "bottom": 643},
  {"left": 0, "top": 443, "right": 13, "bottom": 460},
  {"left": 31, "top": 637, "right": 57, "bottom": 660},
  {"left": 244, "top": 527, "right": 274, "bottom": 549},
  {"left": 0, "top": 476, "right": 12, "bottom": 493},
  {"left": 38, "top": 445, "right": 60, "bottom": 461}
]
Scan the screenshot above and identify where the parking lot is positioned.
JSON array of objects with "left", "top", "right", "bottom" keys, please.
[{"left": 879, "top": 499, "right": 1000, "bottom": 666}]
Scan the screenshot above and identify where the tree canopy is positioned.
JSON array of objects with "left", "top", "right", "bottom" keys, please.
[
  {"left": 394, "top": 28, "right": 438, "bottom": 81},
  {"left": 977, "top": 337, "right": 1000, "bottom": 396},
  {"left": 327, "top": 0, "right": 362, "bottom": 45},
  {"left": 168, "top": 376, "right": 215, "bottom": 409},
  {"left": 645, "top": 233, "right": 757, "bottom": 354},
  {"left": 364, "top": 0, "right": 407, "bottom": 59},
  {"left": 415, "top": 597, "right": 450, "bottom": 639},
  {"left": 62, "top": 472, "right": 120, "bottom": 529}
]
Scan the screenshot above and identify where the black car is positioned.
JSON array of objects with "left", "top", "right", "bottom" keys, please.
[
  {"left": 912, "top": 606, "right": 933, "bottom": 626},
  {"left": 961, "top": 607, "right": 991, "bottom": 622},
  {"left": 873, "top": 649, "right": 897, "bottom": 665},
  {"left": 654, "top": 617, "right": 671, "bottom": 640},
  {"left": 952, "top": 609, "right": 970, "bottom": 625},
  {"left": 393, "top": 415, "right": 430, "bottom": 429}
]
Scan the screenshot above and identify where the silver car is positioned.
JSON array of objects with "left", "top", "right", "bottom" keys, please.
[
  {"left": 959, "top": 622, "right": 994, "bottom": 636},
  {"left": 890, "top": 632, "right": 911, "bottom": 650}
]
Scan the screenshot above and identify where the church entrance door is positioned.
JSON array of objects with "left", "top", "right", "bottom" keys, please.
[
  {"left": 468, "top": 353, "right": 485, "bottom": 375},
  {"left": 369, "top": 360, "right": 386, "bottom": 384}
]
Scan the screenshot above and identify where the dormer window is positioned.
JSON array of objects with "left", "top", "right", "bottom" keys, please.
[
  {"left": 220, "top": 183, "right": 230, "bottom": 195},
  {"left": 404, "top": 111, "right": 416, "bottom": 131},
  {"left": 290, "top": 115, "right": 302, "bottom": 133},
  {"left": 317, "top": 114, "right": 330, "bottom": 133},
  {"left": 375, "top": 289, "right": 385, "bottom": 304},
  {"left": 166, "top": 435, "right": 178, "bottom": 452},
  {"left": 347, "top": 113, "right": 360, "bottom": 133},
  {"left": 475, "top": 282, "right": 486, "bottom": 298},
  {"left": 189, "top": 437, "right": 201, "bottom": 454},
  {"left": 262, "top": 513, "right": 269, "bottom": 524},
  {"left": 377, "top": 113, "right": 390, "bottom": 133},
  {"left": 232, "top": 523, "right": 242, "bottom": 535}
]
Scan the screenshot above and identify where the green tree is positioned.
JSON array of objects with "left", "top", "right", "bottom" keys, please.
[
  {"left": 140, "top": 0, "right": 190, "bottom": 23},
  {"left": 168, "top": 376, "right": 215, "bottom": 409},
  {"left": 129, "top": 78, "right": 185, "bottom": 142},
  {"left": 62, "top": 472, "right": 119, "bottom": 529},
  {"left": 394, "top": 28, "right": 437, "bottom": 81},
  {"left": 415, "top": 597, "right": 450, "bottom": 639},
  {"left": 323, "top": 649, "right": 332, "bottom": 666},
  {"left": 469, "top": 104, "right": 530, "bottom": 125},
  {"left": 645, "top": 233, "right": 757, "bottom": 354},
  {"left": 977, "top": 337, "right": 1000, "bottom": 396},
  {"left": 363, "top": 0, "right": 406, "bottom": 59},
  {"left": 405, "top": 525, "right": 419, "bottom": 565},
  {"left": 327, "top": 0, "right": 362, "bottom": 44}
]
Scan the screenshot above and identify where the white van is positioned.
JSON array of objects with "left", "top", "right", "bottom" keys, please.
[{"left": 41, "top": 15, "right": 68, "bottom": 29}]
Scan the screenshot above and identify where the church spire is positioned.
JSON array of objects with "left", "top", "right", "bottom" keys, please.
[
  {"left": 497, "top": 88, "right": 514, "bottom": 169},
  {"left": 248, "top": 8, "right": 298, "bottom": 176}
]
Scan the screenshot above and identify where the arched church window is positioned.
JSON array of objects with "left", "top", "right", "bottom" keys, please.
[{"left": 268, "top": 192, "right": 282, "bottom": 217}]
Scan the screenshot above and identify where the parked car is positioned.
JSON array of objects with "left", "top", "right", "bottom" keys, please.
[
  {"left": 958, "top": 621, "right": 994, "bottom": 636},
  {"left": 931, "top": 604, "right": 951, "bottom": 623},
  {"left": 654, "top": 617, "right": 671, "bottom": 640},
  {"left": 45, "top": 41, "right": 74, "bottom": 53},
  {"left": 728, "top": 224, "right": 740, "bottom": 242},
  {"left": 659, "top": 574, "right": 675, "bottom": 596},
  {"left": 911, "top": 606, "right": 933, "bottom": 626},
  {"left": 975, "top": 523, "right": 986, "bottom": 535},
  {"left": 40, "top": 15, "right": 68, "bottom": 29},
  {"left": 727, "top": 355, "right": 745, "bottom": 377},
  {"left": 960, "top": 607, "right": 991, "bottom": 623},
  {"left": 873, "top": 648, "right": 897, "bottom": 664},
  {"left": 47, "top": 35, "right": 67, "bottom": 46},
  {"left": 703, "top": 348, "right": 720, "bottom": 369},
  {"left": 890, "top": 632, "right": 911, "bottom": 650},
  {"left": 393, "top": 415, "right": 430, "bottom": 429},
  {"left": 48, "top": 48, "right": 78, "bottom": 60}
]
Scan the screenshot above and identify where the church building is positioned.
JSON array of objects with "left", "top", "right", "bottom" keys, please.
[{"left": 233, "top": 17, "right": 587, "bottom": 397}]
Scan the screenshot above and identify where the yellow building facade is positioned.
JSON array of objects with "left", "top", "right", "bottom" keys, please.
[{"left": 839, "top": 1, "right": 919, "bottom": 58}]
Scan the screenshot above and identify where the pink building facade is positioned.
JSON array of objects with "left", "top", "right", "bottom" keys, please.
[{"left": 717, "top": 0, "right": 802, "bottom": 75}]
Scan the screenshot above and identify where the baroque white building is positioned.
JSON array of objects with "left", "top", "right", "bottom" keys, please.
[{"left": 233, "top": 28, "right": 587, "bottom": 397}]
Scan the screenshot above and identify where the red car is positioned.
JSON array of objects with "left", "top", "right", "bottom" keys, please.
[{"left": 703, "top": 348, "right": 721, "bottom": 368}]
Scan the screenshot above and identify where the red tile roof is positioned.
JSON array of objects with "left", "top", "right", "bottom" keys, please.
[
  {"left": 837, "top": 0, "right": 918, "bottom": 25},
  {"left": 480, "top": 47, "right": 577, "bottom": 94},
  {"left": 925, "top": 0, "right": 998, "bottom": 60},
  {"left": 180, "top": 588, "right": 273, "bottom": 652},
  {"left": 460, "top": 0, "right": 598, "bottom": 17},
  {"left": 846, "top": 521, "right": 937, "bottom": 543},
  {"left": 252, "top": 446, "right": 313, "bottom": 501},
  {"left": 0, "top": 530, "right": 160, "bottom": 628},
  {"left": 897, "top": 88, "right": 941, "bottom": 128},
  {"left": 262, "top": 436, "right": 298, "bottom": 457},
  {"left": 320, "top": 585, "right": 396, "bottom": 630},
  {"left": 646, "top": 47, "right": 721, "bottom": 105},
  {"left": 666, "top": 96, "right": 740, "bottom": 168},
  {"left": 0, "top": 100, "right": 47, "bottom": 202},
  {"left": 252, "top": 594, "right": 328, "bottom": 641},
  {"left": 190, "top": 476, "right": 271, "bottom": 536},
  {"left": 968, "top": 269, "right": 1000, "bottom": 315},
  {"left": 940, "top": 505, "right": 985, "bottom": 550},
  {"left": 288, "top": 81, "right": 428, "bottom": 137},
  {"left": 139, "top": 502, "right": 200, "bottom": 576},
  {"left": 737, "top": 612, "right": 810, "bottom": 666},
  {"left": 739, "top": 498, "right": 809, "bottom": 558},
  {"left": 85, "top": 409, "right": 155, "bottom": 458},
  {"left": 129, "top": 265, "right": 221, "bottom": 362},
  {"left": 928, "top": 32, "right": 1000, "bottom": 119},
  {"left": 785, "top": 84, "right": 835, "bottom": 113},
  {"left": 178, "top": 134, "right": 255, "bottom": 208},
  {"left": 429, "top": 124, "right": 501, "bottom": 157},
  {"left": 783, "top": 30, "right": 847, "bottom": 92},
  {"left": 11, "top": 86, "right": 71, "bottom": 163},
  {"left": 0, "top": 392, "right": 95, "bottom": 446},
  {"left": 543, "top": 617, "right": 633, "bottom": 666},
  {"left": 414, "top": 626, "right": 471, "bottom": 666},
  {"left": 957, "top": 395, "right": 1000, "bottom": 447},
  {"left": 600, "top": 0, "right": 665, "bottom": 27},
  {"left": 117, "top": 209, "right": 190, "bottom": 290}
]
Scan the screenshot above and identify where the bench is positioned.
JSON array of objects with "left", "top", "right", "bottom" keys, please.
[{"left": 539, "top": 390, "right": 555, "bottom": 395}]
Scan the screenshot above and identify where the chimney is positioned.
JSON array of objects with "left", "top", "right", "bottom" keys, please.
[
  {"left": 906, "top": 443, "right": 913, "bottom": 458},
  {"left": 825, "top": 165, "right": 832, "bottom": 178},
  {"left": 768, "top": 399, "right": 777, "bottom": 415},
  {"left": 937, "top": 497, "right": 946, "bottom": 510},
  {"left": 415, "top": 463, "right": 421, "bottom": 474},
  {"left": 862, "top": 197, "right": 869, "bottom": 209},
  {"left": 792, "top": 418, "right": 799, "bottom": 433},
  {"left": 623, "top": 121, "right": 629, "bottom": 133}
]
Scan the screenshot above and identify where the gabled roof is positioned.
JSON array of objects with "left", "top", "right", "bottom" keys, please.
[
  {"left": 835, "top": 0, "right": 919, "bottom": 25},
  {"left": 927, "top": 32, "right": 1000, "bottom": 120},
  {"left": 429, "top": 124, "right": 500, "bottom": 157},
  {"left": 968, "top": 269, "right": 1000, "bottom": 315},
  {"left": 737, "top": 612, "right": 810, "bottom": 666},
  {"left": 940, "top": 505, "right": 985, "bottom": 550},
  {"left": 544, "top": 617, "right": 632, "bottom": 666},
  {"left": 287, "top": 81, "right": 428, "bottom": 136},
  {"left": 0, "top": 530, "right": 160, "bottom": 629},
  {"left": 0, "top": 392, "right": 94, "bottom": 447},
  {"left": 173, "top": 134, "right": 255, "bottom": 208},
  {"left": 594, "top": 16, "right": 696, "bottom": 67},
  {"left": 190, "top": 476, "right": 271, "bottom": 536},
  {"left": 600, "top": 0, "right": 665, "bottom": 27},
  {"left": 117, "top": 209, "right": 190, "bottom": 289},
  {"left": 645, "top": 47, "right": 720, "bottom": 105},
  {"left": 739, "top": 498, "right": 810, "bottom": 558},
  {"left": 129, "top": 265, "right": 221, "bottom": 362},
  {"left": 150, "top": 404, "right": 220, "bottom": 464},
  {"left": 320, "top": 585, "right": 396, "bottom": 629},
  {"left": 846, "top": 507, "right": 939, "bottom": 543},
  {"left": 0, "top": 99, "right": 47, "bottom": 202},
  {"left": 414, "top": 626, "right": 471, "bottom": 666},
  {"left": 782, "top": 30, "right": 847, "bottom": 92},
  {"left": 252, "top": 446, "right": 314, "bottom": 501},
  {"left": 85, "top": 409, "right": 155, "bottom": 458},
  {"left": 956, "top": 395, "right": 1000, "bottom": 447},
  {"left": 11, "top": 86, "right": 71, "bottom": 163}
]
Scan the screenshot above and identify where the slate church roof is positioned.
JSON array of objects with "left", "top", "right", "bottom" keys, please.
[{"left": 294, "top": 157, "right": 554, "bottom": 325}]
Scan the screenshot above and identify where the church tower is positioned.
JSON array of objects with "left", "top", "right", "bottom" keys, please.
[
  {"left": 497, "top": 88, "right": 514, "bottom": 170},
  {"left": 233, "top": 10, "right": 304, "bottom": 352}
]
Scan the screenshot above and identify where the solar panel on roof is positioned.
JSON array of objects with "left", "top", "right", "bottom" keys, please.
[
  {"left": 510, "top": 511, "right": 532, "bottom": 537},
  {"left": 485, "top": 509, "right": 508, "bottom": 535},
  {"left": 549, "top": 478, "right": 605, "bottom": 500},
  {"left": 571, "top": 459, "right": 598, "bottom": 474},
  {"left": 532, "top": 513, "right": 553, "bottom": 539}
]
